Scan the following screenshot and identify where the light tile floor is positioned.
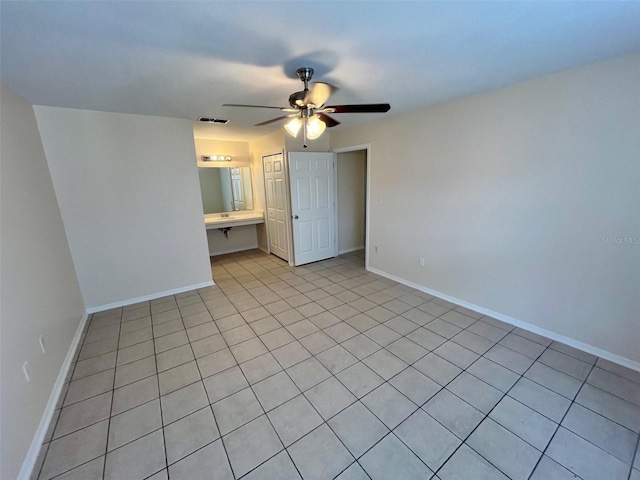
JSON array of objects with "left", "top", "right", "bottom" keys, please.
[{"left": 34, "top": 249, "right": 640, "bottom": 480}]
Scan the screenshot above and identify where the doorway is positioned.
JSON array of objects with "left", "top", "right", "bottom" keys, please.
[{"left": 334, "top": 145, "right": 370, "bottom": 267}]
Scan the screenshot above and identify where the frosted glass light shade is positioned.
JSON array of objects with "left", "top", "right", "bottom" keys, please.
[
  {"left": 306, "top": 115, "right": 326, "bottom": 139},
  {"left": 285, "top": 117, "right": 302, "bottom": 137}
]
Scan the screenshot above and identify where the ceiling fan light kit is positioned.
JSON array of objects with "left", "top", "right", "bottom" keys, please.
[
  {"left": 284, "top": 117, "right": 303, "bottom": 137},
  {"left": 223, "top": 66, "right": 390, "bottom": 147},
  {"left": 306, "top": 115, "right": 326, "bottom": 140}
]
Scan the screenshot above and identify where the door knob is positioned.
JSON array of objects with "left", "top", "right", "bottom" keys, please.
[{"left": 294, "top": 215, "right": 299, "bottom": 219}]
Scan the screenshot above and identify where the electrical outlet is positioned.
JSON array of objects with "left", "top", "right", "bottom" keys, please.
[
  {"left": 419, "top": 257, "right": 426, "bottom": 267},
  {"left": 39, "top": 335, "right": 46, "bottom": 354},
  {"left": 23, "top": 361, "right": 31, "bottom": 382}
]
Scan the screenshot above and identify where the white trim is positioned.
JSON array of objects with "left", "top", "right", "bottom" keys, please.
[
  {"left": 86, "top": 281, "right": 214, "bottom": 313},
  {"left": 18, "top": 311, "right": 90, "bottom": 480},
  {"left": 333, "top": 144, "right": 371, "bottom": 154},
  {"left": 339, "top": 246, "right": 365, "bottom": 255},
  {"left": 368, "top": 266, "right": 640, "bottom": 373},
  {"left": 333, "top": 155, "right": 339, "bottom": 258},
  {"left": 284, "top": 151, "right": 295, "bottom": 266}
]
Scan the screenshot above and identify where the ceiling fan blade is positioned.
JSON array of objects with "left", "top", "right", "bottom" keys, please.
[
  {"left": 223, "top": 103, "right": 285, "bottom": 110},
  {"left": 324, "top": 103, "right": 391, "bottom": 114},
  {"left": 254, "top": 115, "right": 294, "bottom": 126},
  {"left": 303, "top": 82, "right": 335, "bottom": 108},
  {"left": 317, "top": 113, "right": 340, "bottom": 128}
]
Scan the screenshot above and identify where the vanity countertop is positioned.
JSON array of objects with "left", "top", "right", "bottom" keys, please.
[{"left": 204, "top": 211, "right": 265, "bottom": 229}]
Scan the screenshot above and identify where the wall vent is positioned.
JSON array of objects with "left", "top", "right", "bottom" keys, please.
[{"left": 197, "top": 117, "right": 229, "bottom": 124}]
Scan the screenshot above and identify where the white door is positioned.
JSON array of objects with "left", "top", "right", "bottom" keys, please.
[
  {"left": 263, "top": 153, "right": 289, "bottom": 261},
  {"left": 289, "top": 152, "right": 336, "bottom": 266}
]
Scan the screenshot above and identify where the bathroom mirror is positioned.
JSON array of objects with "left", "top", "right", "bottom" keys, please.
[{"left": 198, "top": 166, "right": 254, "bottom": 214}]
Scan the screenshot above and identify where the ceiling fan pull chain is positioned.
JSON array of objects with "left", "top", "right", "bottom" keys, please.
[{"left": 303, "top": 119, "right": 308, "bottom": 148}]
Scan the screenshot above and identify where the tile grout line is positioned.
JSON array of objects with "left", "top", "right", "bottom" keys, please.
[
  {"left": 231, "top": 275, "right": 482, "bottom": 477},
  {"left": 47, "top": 312, "right": 115, "bottom": 480},
  {"left": 628, "top": 434, "right": 640, "bottom": 480},
  {"left": 376, "top": 309, "right": 521, "bottom": 478},
  {"left": 303, "top": 258, "right": 457, "bottom": 478},
  {"left": 189, "top": 253, "right": 640, "bottom": 479},
  {"left": 223, "top": 337, "right": 307, "bottom": 480},
  {"left": 215, "top": 253, "right": 381, "bottom": 478},
  {"left": 428, "top": 340, "right": 554, "bottom": 480},
  {"left": 151, "top": 306, "right": 169, "bottom": 480},
  {"left": 100, "top": 309, "right": 123, "bottom": 480},
  {"left": 525, "top": 360, "right": 598, "bottom": 480},
  {"left": 277, "top": 341, "right": 389, "bottom": 476},
  {"left": 37, "top": 250, "right": 639, "bottom": 480},
  {"left": 186, "top": 288, "right": 237, "bottom": 479}
]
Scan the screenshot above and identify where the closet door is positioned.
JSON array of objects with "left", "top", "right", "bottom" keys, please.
[
  {"left": 263, "top": 153, "right": 289, "bottom": 261},
  {"left": 289, "top": 152, "right": 336, "bottom": 266}
]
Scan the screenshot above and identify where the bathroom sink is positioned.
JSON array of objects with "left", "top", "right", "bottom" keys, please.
[{"left": 204, "top": 211, "right": 264, "bottom": 229}]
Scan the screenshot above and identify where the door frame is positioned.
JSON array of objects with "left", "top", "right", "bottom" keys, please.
[{"left": 332, "top": 144, "right": 371, "bottom": 269}]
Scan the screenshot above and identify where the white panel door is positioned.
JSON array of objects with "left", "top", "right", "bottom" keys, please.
[
  {"left": 263, "top": 153, "right": 289, "bottom": 261},
  {"left": 289, "top": 152, "right": 336, "bottom": 266}
]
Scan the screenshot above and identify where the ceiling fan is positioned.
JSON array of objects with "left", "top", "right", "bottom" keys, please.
[{"left": 223, "top": 67, "right": 390, "bottom": 147}]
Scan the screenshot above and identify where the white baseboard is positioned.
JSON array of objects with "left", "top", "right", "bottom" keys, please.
[
  {"left": 339, "top": 246, "right": 364, "bottom": 255},
  {"left": 19, "top": 278, "right": 220, "bottom": 477},
  {"left": 18, "top": 311, "right": 90, "bottom": 480},
  {"left": 368, "top": 266, "right": 640, "bottom": 373},
  {"left": 86, "top": 281, "right": 214, "bottom": 313}
]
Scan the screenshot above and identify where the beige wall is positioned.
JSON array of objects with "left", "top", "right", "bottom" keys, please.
[
  {"left": 0, "top": 84, "right": 86, "bottom": 479},
  {"left": 285, "top": 127, "right": 331, "bottom": 153},
  {"left": 337, "top": 150, "right": 366, "bottom": 253},
  {"left": 331, "top": 53, "right": 640, "bottom": 365},
  {"left": 35, "top": 107, "right": 213, "bottom": 310},
  {"left": 206, "top": 226, "right": 258, "bottom": 256},
  {"left": 194, "top": 138, "right": 250, "bottom": 167}
]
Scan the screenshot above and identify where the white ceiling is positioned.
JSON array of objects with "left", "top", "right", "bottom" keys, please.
[{"left": 2, "top": 1, "right": 639, "bottom": 141}]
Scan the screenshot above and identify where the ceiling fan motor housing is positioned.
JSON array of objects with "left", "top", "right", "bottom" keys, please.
[
  {"left": 289, "top": 67, "right": 314, "bottom": 108},
  {"left": 289, "top": 91, "right": 306, "bottom": 109}
]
